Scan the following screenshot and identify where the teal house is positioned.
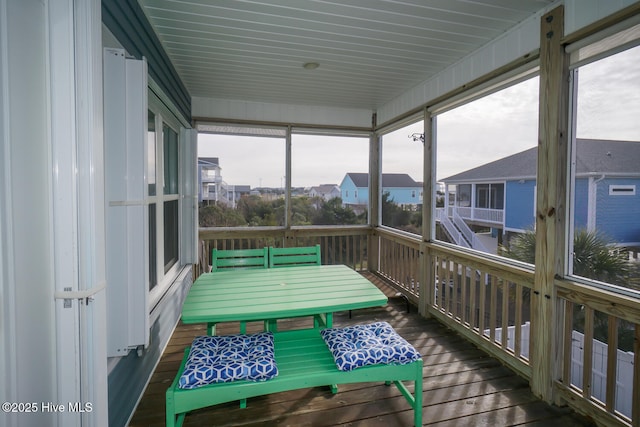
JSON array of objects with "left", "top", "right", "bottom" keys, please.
[{"left": 340, "top": 173, "right": 423, "bottom": 210}]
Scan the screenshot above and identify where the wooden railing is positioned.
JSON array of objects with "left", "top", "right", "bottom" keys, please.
[
  {"left": 195, "top": 225, "right": 639, "bottom": 427},
  {"left": 555, "top": 280, "right": 640, "bottom": 427},
  {"left": 375, "top": 227, "right": 421, "bottom": 303},
  {"left": 197, "top": 225, "right": 371, "bottom": 277},
  {"left": 426, "top": 243, "right": 534, "bottom": 379}
]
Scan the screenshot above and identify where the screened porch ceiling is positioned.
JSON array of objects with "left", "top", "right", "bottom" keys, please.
[{"left": 138, "top": 0, "right": 555, "bottom": 112}]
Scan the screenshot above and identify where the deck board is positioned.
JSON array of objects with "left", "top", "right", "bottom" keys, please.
[{"left": 128, "top": 273, "right": 595, "bottom": 427}]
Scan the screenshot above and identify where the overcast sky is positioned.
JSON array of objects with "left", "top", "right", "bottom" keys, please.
[{"left": 199, "top": 45, "right": 640, "bottom": 188}]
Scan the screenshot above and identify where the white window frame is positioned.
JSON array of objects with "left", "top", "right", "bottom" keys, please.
[{"left": 148, "top": 89, "right": 184, "bottom": 310}]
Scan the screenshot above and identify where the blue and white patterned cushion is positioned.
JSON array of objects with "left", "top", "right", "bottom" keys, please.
[
  {"left": 178, "top": 332, "right": 278, "bottom": 389},
  {"left": 320, "top": 322, "right": 421, "bottom": 371}
]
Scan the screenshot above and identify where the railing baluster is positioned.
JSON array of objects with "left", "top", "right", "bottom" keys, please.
[
  {"left": 478, "top": 271, "right": 486, "bottom": 337},
  {"left": 563, "top": 300, "right": 573, "bottom": 385},
  {"left": 633, "top": 324, "right": 639, "bottom": 427},
  {"left": 582, "top": 306, "right": 594, "bottom": 399},
  {"left": 469, "top": 266, "right": 477, "bottom": 330},
  {"left": 451, "top": 261, "right": 459, "bottom": 320},
  {"left": 501, "top": 279, "right": 509, "bottom": 350},
  {"left": 489, "top": 275, "right": 497, "bottom": 343},
  {"left": 606, "top": 315, "right": 618, "bottom": 412},
  {"left": 514, "top": 283, "right": 523, "bottom": 358}
]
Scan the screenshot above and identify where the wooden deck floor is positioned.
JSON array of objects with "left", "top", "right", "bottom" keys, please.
[{"left": 129, "top": 273, "right": 596, "bottom": 427}]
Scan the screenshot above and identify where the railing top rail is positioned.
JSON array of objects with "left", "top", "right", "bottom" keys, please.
[
  {"left": 199, "top": 225, "right": 373, "bottom": 240},
  {"left": 556, "top": 278, "right": 640, "bottom": 324},
  {"left": 427, "top": 241, "right": 535, "bottom": 287},
  {"left": 374, "top": 226, "right": 421, "bottom": 249}
]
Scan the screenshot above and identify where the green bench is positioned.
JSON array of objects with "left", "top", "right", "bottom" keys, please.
[
  {"left": 207, "top": 246, "right": 324, "bottom": 334},
  {"left": 268, "top": 244, "right": 321, "bottom": 267},
  {"left": 166, "top": 328, "right": 424, "bottom": 427},
  {"left": 211, "top": 247, "right": 269, "bottom": 271}
]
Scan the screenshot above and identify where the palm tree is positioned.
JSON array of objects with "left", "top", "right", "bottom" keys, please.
[
  {"left": 500, "top": 228, "right": 632, "bottom": 350},
  {"left": 501, "top": 228, "right": 628, "bottom": 284}
]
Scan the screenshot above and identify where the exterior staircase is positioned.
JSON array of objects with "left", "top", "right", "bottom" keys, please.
[{"left": 435, "top": 209, "right": 489, "bottom": 253}]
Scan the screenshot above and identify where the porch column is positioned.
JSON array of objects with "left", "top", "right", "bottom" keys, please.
[
  {"left": 531, "top": 5, "right": 570, "bottom": 403},
  {"left": 368, "top": 127, "right": 381, "bottom": 272},
  {"left": 285, "top": 126, "right": 292, "bottom": 231},
  {"left": 420, "top": 108, "right": 435, "bottom": 315}
]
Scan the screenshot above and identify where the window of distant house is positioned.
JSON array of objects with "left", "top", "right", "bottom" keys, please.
[
  {"left": 197, "top": 126, "right": 286, "bottom": 227},
  {"left": 457, "top": 184, "right": 471, "bottom": 208},
  {"left": 381, "top": 119, "right": 424, "bottom": 234},
  {"left": 475, "top": 183, "right": 504, "bottom": 209},
  {"left": 435, "top": 76, "right": 539, "bottom": 257},
  {"left": 291, "top": 132, "right": 368, "bottom": 226}
]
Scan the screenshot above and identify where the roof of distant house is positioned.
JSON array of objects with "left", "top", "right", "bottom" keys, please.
[
  {"left": 345, "top": 173, "right": 420, "bottom": 188},
  {"left": 441, "top": 139, "right": 640, "bottom": 183},
  {"left": 311, "top": 184, "right": 339, "bottom": 192},
  {"left": 198, "top": 157, "right": 219, "bottom": 166}
]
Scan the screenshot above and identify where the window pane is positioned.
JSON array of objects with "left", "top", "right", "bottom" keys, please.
[
  {"left": 381, "top": 121, "right": 423, "bottom": 234},
  {"left": 291, "top": 134, "right": 369, "bottom": 225},
  {"left": 149, "top": 203, "right": 157, "bottom": 291},
  {"left": 436, "top": 77, "right": 539, "bottom": 259},
  {"left": 164, "top": 200, "right": 179, "bottom": 272},
  {"left": 163, "top": 124, "right": 178, "bottom": 195},
  {"left": 198, "top": 134, "right": 285, "bottom": 227},
  {"left": 148, "top": 111, "right": 156, "bottom": 196},
  {"left": 571, "top": 45, "right": 640, "bottom": 294}
]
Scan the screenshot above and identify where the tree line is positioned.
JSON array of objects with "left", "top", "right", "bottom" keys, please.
[{"left": 199, "top": 192, "right": 428, "bottom": 231}]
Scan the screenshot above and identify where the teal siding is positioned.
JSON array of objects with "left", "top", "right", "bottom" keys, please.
[
  {"left": 383, "top": 187, "right": 422, "bottom": 205},
  {"left": 596, "top": 178, "right": 640, "bottom": 244},
  {"left": 505, "top": 180, "right": 535, "bottom": 230},
  {"left": 102, "top": 0, "right": 191, "bottom": 122},
  {"left": 340, "top": 176, "right": 369, "bottom": 205},
  {"left": 573, "top": 179, "right": 589, "bottom": 231}
]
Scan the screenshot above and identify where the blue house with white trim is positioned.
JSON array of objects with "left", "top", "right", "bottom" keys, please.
[
  {"left": 440, "top": 139, "right": 640, "bottom": 248},
  {"left": 340, "top": 173, "right": 423, "bottom": 211}
]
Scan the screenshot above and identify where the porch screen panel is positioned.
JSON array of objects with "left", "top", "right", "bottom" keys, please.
[
  {"left": 435, "top": 76, "right": 538, "bottom": 257},
  {"left": 569, "top": 44, "right": 640, "bottom": 300}
]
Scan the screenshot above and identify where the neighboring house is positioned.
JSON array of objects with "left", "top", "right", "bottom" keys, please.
[
  {"left": 198, "top": 157, "right": 222, "bottom": 204},
  {"left": 198, "top": 157, "right": 251, "bottom": 207},
  {"left": 228, "top": 185, "right": 252, "bottom": 203},
  {"left": 440, "top": 139, "right": 640, "bottom": 249},
  {"left": 340, "top": 173, "right": 423, "bottom": 210},
  {"left": 309, "top": 184, "right": 341, "bottom": 201}
]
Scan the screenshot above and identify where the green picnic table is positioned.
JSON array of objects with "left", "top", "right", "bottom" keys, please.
[{"left": 181, "top": 264, "right": 388, "bottom": 332}]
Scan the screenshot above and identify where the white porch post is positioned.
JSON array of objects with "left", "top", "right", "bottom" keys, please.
[
  {"left": 0, "top": 1, "right": 106, "bottom": 426},
  {"left": 48, "top": 0, "right": 107, "bottom": 425}
]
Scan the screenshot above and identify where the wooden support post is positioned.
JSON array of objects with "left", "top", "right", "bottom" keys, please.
[
  {"left": 420, "top": 109, "right": 434, "bottom": 315},
  {"left": 285, "top": 126, "right": 292, "bottom": 229},
  {"left": 368, "top": 129, "right": 381, "bottom": 272},
  {"left": 531, "top": 5, "right": 570, "bottom": 403}
]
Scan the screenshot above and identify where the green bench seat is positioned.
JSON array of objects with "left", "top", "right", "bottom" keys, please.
[{"left": 166, "top": 328, "right": 423, "bottom": 427}]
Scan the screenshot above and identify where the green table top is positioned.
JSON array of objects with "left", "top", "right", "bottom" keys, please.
[{"left": 181, "top": 264, "right": 388, "bottom": 324}]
